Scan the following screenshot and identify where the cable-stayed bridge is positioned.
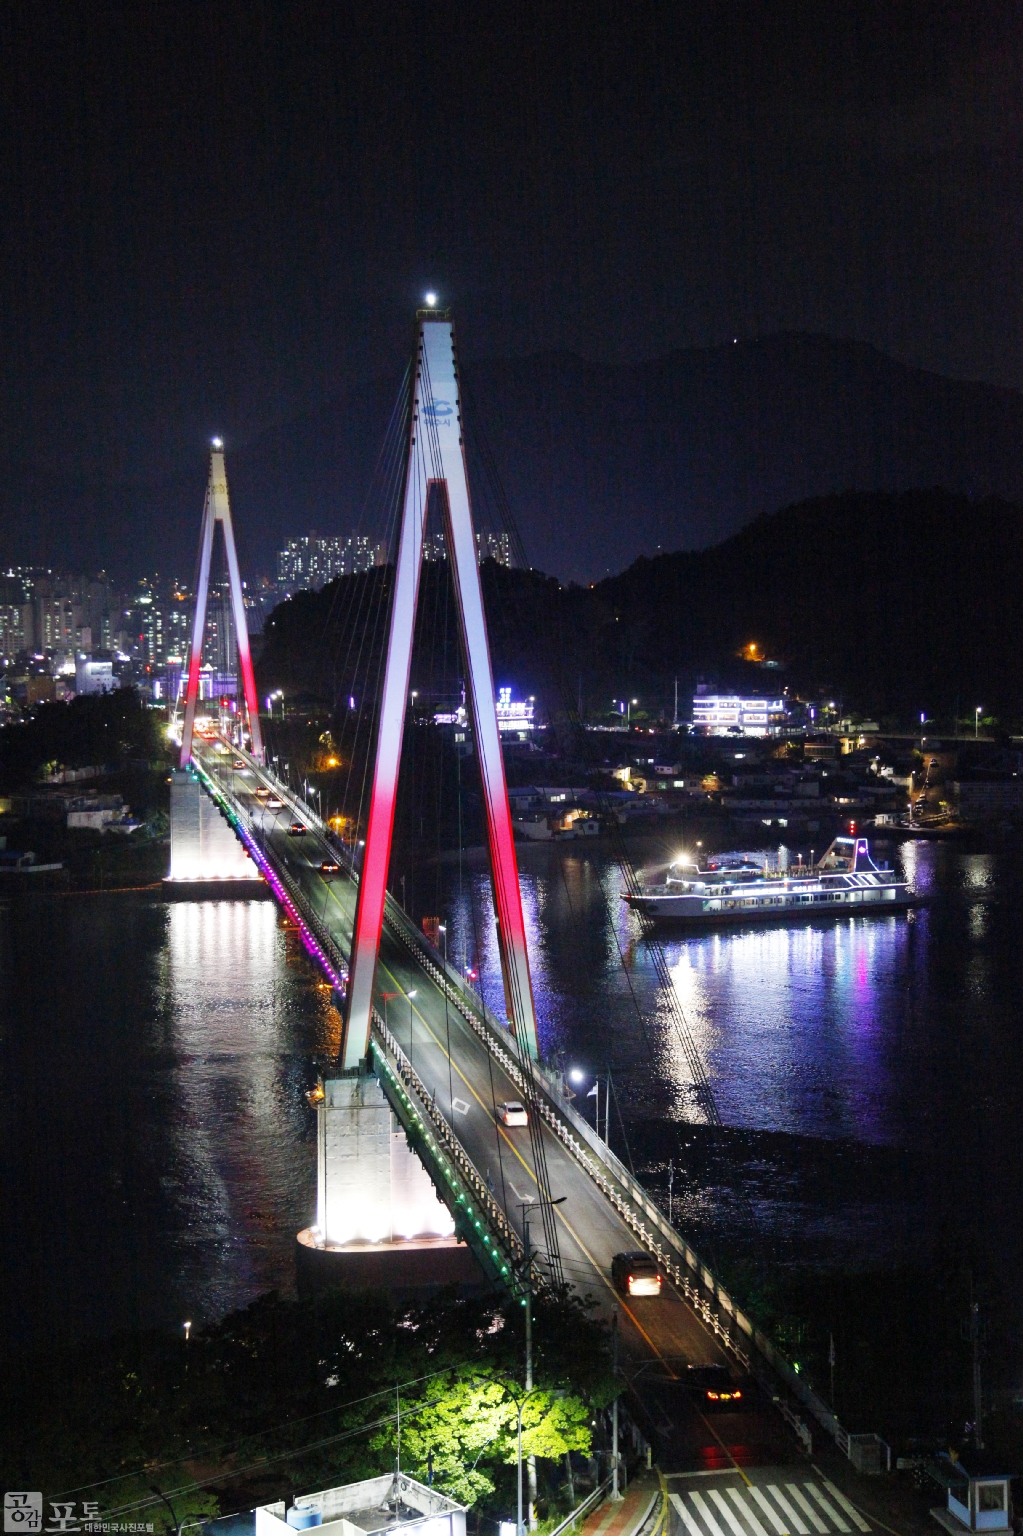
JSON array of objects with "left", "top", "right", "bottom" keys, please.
[
  {"left": 172, "top": 306, "right": 861, "bottom": 1478},
  {"left": 193, "top": 738, "right": 742, "bottom": 1361}
]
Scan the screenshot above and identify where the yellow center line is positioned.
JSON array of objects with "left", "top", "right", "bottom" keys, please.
[
  {"left": 693, "top": 1408, "right": 751, "bottom": 1488},
  {"left": 232, "top": 767, "right": 682, "bottom": 1378},
  {"left": 375, "top": 956, "right": 674, "bottom": 1369}
]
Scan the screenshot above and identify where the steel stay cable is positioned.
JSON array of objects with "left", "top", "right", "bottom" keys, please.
[
  {"left": 327, "top": 368, "right": 410, "bottom": 845},
  {"left": 380, "top": 907, "right": 752, "bottom": 1364},
  {"left": 214, "top": 761, "right": 756, "bottom": 1383},
  {"left": 419, "top": 342, "right": 563, "bottom": 1287},
  {"left": 370, "top": 985, "right": 678, "bottom": 1369},
  {"left": 339, "top": 441, "right": 405, "bottom": 843}
]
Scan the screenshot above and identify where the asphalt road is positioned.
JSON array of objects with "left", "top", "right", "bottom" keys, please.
[{"left": 195, "top": 743, "right": 797, "bottom": 1471}]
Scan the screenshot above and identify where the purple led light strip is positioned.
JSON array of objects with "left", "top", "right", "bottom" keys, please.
[{"left": 192, "top": 761, "right": 347, "bottom": 992}]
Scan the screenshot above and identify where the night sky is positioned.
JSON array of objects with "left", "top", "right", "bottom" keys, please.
[{"left": 2, "top": 2, "right": 1022, "bottom": 577}]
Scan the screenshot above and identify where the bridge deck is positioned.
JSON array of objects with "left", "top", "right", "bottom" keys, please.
[{"left": 190, "top": 741, "right": 822, "bottom": 1473}]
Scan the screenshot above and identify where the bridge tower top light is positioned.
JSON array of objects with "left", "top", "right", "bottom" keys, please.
[{"left": 178, "top": 441, "right": 264, "bottom": 768}]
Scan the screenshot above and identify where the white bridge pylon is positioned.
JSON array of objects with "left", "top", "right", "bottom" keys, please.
[
  {"left": 180, "top": 443, "right": 264, "bottom": 768},
  {"left": 341, "top": 311, "right": 540, "bottom": 1070}
]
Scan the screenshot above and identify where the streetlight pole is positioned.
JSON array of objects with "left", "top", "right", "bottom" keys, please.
[
  {"left": 611, "top": 1309, "right": 622, "bottom": 1501},
  {"left": 518, "top": 1197, "right": 566, "bottom": 1531},
  {"left": 975, "top": 707, "right": 982, "bottom": 740},
  {"left": 408, "top": 989, "right": 417, "bottom": 1066},
  {"left": 438, "top": 925, "right": 454, "bottom": 1123},
  {"left": 149, "top": 1488, "right": 182, "bottom": 1536},
  {"left": 511, "top": 1384, "right": 550, "bottom": 1536}
]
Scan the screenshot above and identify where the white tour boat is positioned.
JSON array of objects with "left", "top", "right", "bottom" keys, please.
[{"left": 623, "top": 836, "right": 913, "bottom": 924}]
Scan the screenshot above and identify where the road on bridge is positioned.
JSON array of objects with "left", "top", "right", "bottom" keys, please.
[{"left": 195, "top": 743, "right": 806, "bottom": 1476}]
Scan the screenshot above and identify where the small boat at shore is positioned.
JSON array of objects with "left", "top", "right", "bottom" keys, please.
[{"left": 623, "top": 836, "right": 914, "bottom": 924}]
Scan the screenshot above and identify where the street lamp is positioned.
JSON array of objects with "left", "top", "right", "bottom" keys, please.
[
  {"left": 381, "top": 991, "right": 399, "bottom": 1036},
  {"left": 149, "top": 1488, "right": 182, "bottom": 1536},
  {"left": 514, "top": 1386, "right": 551, "bottom": 1536},
  {"left": 517, "top": 1196, "right": 567, "bottom": 1532},
  {"left": 975, "top": 706, "right": 982, "bottom": 739}
]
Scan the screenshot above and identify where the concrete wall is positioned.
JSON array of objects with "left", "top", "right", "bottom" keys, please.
[
  {"left": 169, "top": 770, "right": 256, "bottom": 880},
  {"left": 318, "top": 1075, "right": 455, "bottom": 1246}
]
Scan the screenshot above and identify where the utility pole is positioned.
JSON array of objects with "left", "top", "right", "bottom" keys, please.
[
  {"left": 829, "top": 1333, "right": 836, "bottom": 1410},
  {"left": 523, "top": 1213, "right": 536, "bottom": 1532},
  {"left": 965, "top": 1301, "right": 984, "bottom": 1449},
  {"left": 518, "top": 1197, "right": 566, "bottom": 1531},
  {"left": 611, "top": 1310, "right": 623, "bottom": 1500}
]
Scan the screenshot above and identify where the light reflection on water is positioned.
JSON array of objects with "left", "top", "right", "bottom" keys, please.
[
  {"left": 444, "top": 844, "right": 927, "bottom": 1145},
  {"left": 0, "top": 895, "right": 326, "bottom": 1350},
  {"left": 4, "top": 837, "right": 1023, "bottom": 1354},
  {"left": 445, "top": 837, "right": 1023, "bottom": 1289}
]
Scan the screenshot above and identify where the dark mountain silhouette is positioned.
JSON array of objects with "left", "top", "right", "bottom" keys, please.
[
  {"left": 8, "top": 333, "right": 1023, "bottom": 580},
  {"left": 584, "top": 489, "right": 1023, "bottom": 724},
  {"left": 259, "top": 489, "right": 1023, "bottom": 728},
  {"left": 459, "top": 336, "right": 1023, "bottom": 583},
  {"left": 232, "top": 334, "right": 1023, "bottom": 585}
]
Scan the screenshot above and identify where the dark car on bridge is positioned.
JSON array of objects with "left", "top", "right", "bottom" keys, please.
[
  {"left": 685, "top": 1363, "right": 746, "bottom": 1410},
  {"left": 611, "top": 1251, "right": 663, "bottom": 1297},
  {"left": 287, "top": 822, "right": 307, "bottom": 836}
]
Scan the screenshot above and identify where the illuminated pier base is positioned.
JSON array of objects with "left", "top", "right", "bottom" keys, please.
[
  {"left": 166, "top": 769, "right": 263, "bottom": 889},
  {"left": 296, "top": 1073, "right": 481, "bottom": 1295}
]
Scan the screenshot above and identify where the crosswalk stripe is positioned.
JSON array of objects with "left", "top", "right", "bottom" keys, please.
[
  {"left": 765, "top": 1486, "right": 809, "bottom": 1535},
  {"left": 748, "top": 1488, "right": 789, "bottom": 1535},
  {"left": 671, "top": 1494, "right": 706, "bottom": 1536},
  {"left": 709, "top": 1489, "right": 747, "bottom": 1536},
  {"left": 805, "top": 1485, "right": 850, "bottom": 1533},
  {"left": 691, "top": 1492, "right": 728, "bottom": 1536},
  {"left": 727, "top": 1489, "right": 768, "bottom": 1536},
  {"left": 786, "top": 1486, "right": 828, "bottom": 1535},
  {"left": 821, "top": 1481, "right": 871, "bottom": 1532}
]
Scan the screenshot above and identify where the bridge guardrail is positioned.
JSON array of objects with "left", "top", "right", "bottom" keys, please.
[
  {"left": 382, "top": 901, "right": 830, "bottom": 1451},
  {"left": 369, "top": 1013, "right": 528, "bottom": 1293},
  {"left": 196, "top": 748, "right": 829, "bottom": 1456}
]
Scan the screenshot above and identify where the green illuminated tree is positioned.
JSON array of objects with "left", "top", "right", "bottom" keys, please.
[{"left": 368, "top": 1372, "right": 592, "bottom": 1508}]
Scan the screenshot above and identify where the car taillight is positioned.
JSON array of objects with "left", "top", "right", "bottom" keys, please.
[
  {"left": 707, "top": 1391, "right": 719, "bottom": 1400},
  {"left": 732, "top": 1390, "right": 741, "bottom": 1399}
]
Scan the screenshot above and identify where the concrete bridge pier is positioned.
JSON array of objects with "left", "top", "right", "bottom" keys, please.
[
  {"left": 166, "top": 768, "right": 264, "bottom": 890},
  {"left": 296, "top": 1071, "right": 481, "bottom": 1296}
]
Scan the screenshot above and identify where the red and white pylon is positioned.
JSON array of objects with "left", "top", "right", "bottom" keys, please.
[
  {"left": 341, "top": 310, "right": 539, "bottom": 1069},
  {"left": 180, "top": 442, "right": 264, "bottom": 768}
]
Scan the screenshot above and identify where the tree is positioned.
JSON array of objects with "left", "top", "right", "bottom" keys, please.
[{"left": 368, "top": 1371, "right": 592, "bottom": 1509}]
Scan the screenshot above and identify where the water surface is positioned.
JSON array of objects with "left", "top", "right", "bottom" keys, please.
[{"left": 3, "top": 840, "right": 1021, "bottom": 1384}]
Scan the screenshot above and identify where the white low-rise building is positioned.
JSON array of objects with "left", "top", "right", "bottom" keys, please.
[{"left": 256, "top": 1474, "right": 466, "bottom": 1536}]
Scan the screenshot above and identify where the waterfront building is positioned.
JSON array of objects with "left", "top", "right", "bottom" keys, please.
[{"left": 692, "top": 693, "right": 789, "bottom": 737}]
